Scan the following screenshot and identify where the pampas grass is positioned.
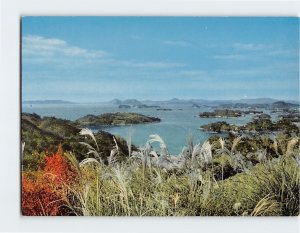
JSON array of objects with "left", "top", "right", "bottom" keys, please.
[
  {"left": 250, "top": 195, "right": 281, "bottom": 216},
  {"left": 80, "top": 128, "right": 99, "bottom": 151},
  {"left": 22, "top": 130, "right": 300, "bottom": 216},
  {"left": 231, "top": 136, "right": 242, "bottom": 154},
  {"left": 286, "top": 137, "right": 299, "bottom": 155}
]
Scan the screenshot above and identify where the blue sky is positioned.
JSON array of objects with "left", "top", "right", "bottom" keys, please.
[{"left": 22, "top": 17, "right": 299, "bottom": 102}]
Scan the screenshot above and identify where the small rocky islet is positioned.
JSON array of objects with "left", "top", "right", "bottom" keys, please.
[{"left": 199, "top": 101, "right": 299, "bottom": 135}]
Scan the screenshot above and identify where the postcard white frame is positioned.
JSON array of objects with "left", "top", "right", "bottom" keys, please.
[{"left": 0, "top": 0, "right": 299, "bottom": 232}]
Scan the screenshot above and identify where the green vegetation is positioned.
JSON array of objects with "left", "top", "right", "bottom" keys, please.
[
  {"left": 22, "top": 118, "right": 300, "bottom": 216},
  {"left": 200, "top": 121, "right": 238, "bottom": 133},
  {"left": 21, "top": 110, "right": 300, "bottom": 216},
  {"left": 21, "top": 113, "right": 131, "bottom": 165},
  {"left": 279, "top": 111, "right": 300, "bottom": 123},
  {"left": 75, "top": 112, "right": 161, "bottom": 127},
  {"left": 199, "top": 109, "right": 243, "bottom": 118},
  {"left": 200, "top": 117, "right": 299, "bottom": 135}
]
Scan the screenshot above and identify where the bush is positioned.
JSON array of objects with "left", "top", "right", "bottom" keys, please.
[
  {"left": 22, "top": 145, "right": 79, "bottom": 215},
  {"left": 21, "top": 133, "right": 300, "bottom": 216},
  {"left": 200, "top": 156, "right": 299, "bottom": 216},
  {"left": 44, "top": 145, "right": 78, "bottom": 185},
  {"left": 22, "top": 171, "right": 65, "bottom": 216}
]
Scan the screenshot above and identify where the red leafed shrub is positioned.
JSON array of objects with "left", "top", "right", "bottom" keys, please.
[
  {"left": 22, "top": 145, "right": 78, "bottom": 216},
  {"left": 21, "top": 171, "right": 65, "bottom": 216},
  {"left": 44, "top": 144, "right": 78, "bottom": 185}
]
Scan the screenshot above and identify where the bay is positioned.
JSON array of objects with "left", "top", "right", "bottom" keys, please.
[{"left": 22, "top": 103, "right": 265, "bottom": 154}]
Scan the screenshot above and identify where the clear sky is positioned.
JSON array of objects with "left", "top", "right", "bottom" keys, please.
[{"left": 22, "top": 17, "right": 299, "bottom": 102}]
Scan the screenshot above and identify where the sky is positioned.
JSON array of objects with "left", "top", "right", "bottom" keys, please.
[{"left": 22, "top": 17, "right": 299, "bottom": 102}]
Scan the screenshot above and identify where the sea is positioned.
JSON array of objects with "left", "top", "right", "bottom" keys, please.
[{"left": 22, "top": 103, "right": 274, "bottom": 154}]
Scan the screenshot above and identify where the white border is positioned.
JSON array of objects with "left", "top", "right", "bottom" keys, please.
[{"left": 0, "top": 0, "right": 299, "bottom": 232}]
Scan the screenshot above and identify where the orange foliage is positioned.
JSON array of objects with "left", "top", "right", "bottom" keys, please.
[
  {"left": 44, "top": 144, "right": 77, "bottom": 185},
  {"left": 22, "top": 145, "right": 78, "bottom": 216},
  {"left": 22, "top": 172, "right": 65, "bottom": 216}
]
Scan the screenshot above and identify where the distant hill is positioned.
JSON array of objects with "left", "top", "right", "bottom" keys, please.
[
  {"left": 167, "top": 98, "right": 193, "bottom": 105},
  {"left": 143, "top": 98, "right": 279, "bottom": 106},
  {"left": 271, "top": 101, "right": 299, "bottom": 108},
  {"left": 24, "top": 98, "right": 299, "bottom": 106},
  {"left": 122, "top": 99, "right": 143, "bottom": 105},
  {"left": 109, "top": 99, "right": 143, "bottom": 106},
  {"left": 145, "top": 98, "right": 299, "bottom": 106},
  {"left": 109, "top": 98, "right": 122, "bottom": 105},
  {"left": 23, "top": 100, "right": 76, "bottom": 104},
  {"left": 231, "top": 98, "right": 299, "bottom": 105},
  {"left": 143, "top": 98, "right": 202, "bottom": 106},
  {"left": 234, "top": 98, "right": 278, "bottom": 104}
]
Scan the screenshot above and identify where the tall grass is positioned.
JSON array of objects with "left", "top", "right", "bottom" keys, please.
[{"left": 21, "top": 132, "right": 300, "bottom": 216}]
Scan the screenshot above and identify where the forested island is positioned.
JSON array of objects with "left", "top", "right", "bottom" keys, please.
[{"left": 75, "top": 112, "right": 161, "bottom": 127}]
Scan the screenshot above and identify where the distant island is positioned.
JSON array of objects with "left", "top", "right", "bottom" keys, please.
[
  {"left": 118, "top": 104, "right": 160, "bottom": 109},
  {"left": 107, "top": 98, "right": 300, "bottom": 110},
  {"left": 199, "top": 109, "right": 266, "bottom": 118},
  {"left": 199, "top": 109, "right": 244, "bottom": 118},
  {"left": 22, "top": 100, "right": 76, "bottom": 104},
  {"left": 22, "top": 98, "right": 299, "bottom": 107},
  {"left": 271, "top": 101, "right": 299, "bottom": 109}
]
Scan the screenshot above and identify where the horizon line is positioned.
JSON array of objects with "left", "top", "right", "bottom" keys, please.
[{"left": 22, "top": 97, "right": 300, "bottom": 104}]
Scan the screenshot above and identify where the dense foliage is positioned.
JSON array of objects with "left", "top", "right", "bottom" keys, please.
[{"left": 21, "top": 128, "right": 300, "bottom": 216}]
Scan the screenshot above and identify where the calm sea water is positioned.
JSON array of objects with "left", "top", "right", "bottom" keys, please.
[{"left": 22, "top": 103, "right": 267, "bottom": 154}]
